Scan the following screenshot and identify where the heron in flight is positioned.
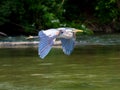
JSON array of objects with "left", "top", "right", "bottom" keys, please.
[{"left": 27, "top": 28, "right": 83, "bottom": 59}]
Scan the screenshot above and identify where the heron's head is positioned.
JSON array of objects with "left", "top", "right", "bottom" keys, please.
[
  {"left": 61, "top": 28, "right": 83, "bottom": 33},
  {"left": 57, "top": 28, "right": 83, "bottom": 33},
  {"left": 57, "top": 28, "right": 83, "bottom": 39}
]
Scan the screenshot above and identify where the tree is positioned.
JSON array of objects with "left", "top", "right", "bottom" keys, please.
[
  {"left": 0, "top": 0, "right": 120, "bottom": 35},
  {"left": 95, "top": 0, "right": 120, "bottom": 24}
]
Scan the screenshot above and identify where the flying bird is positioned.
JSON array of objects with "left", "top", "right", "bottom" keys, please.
[{"left": 27, "top": 28, "right": 83, "bottom": 59}]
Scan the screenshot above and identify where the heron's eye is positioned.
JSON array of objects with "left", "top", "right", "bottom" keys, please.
[{"left": 60, "top": 30, "right": 64, "bottom": 34}]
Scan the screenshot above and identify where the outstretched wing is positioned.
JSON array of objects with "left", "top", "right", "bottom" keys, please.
[
  {"left": 38, "top": 30, "right": 58, "bottom": 59},
  {"left": 60, "top": 38, "right": 75, "bottom": 55}
]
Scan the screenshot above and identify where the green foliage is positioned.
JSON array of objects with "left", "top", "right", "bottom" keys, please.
[
  {"left": 66, "top": 21, "right": 94, "bottom": 35},
  {"left": 80, "top": 25, "right": 94, "bottom": 35},
  {"left": 95, "top": 0, "right": 119, "bottom": 24},
  {"left": 0, "top": 0, "right": 25, "bottom": 25},
  {"left": 0, "top": 0, "right": 120, "bottom": 35},
  {"left": 43, "top": 12, "right": 60, "bottom": 28},
  {"left": 22, "top": 0, "right": 63, "bottom": 29}
]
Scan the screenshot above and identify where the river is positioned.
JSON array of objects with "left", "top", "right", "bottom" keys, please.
[{"left": 0, "top": 34, "right": 120, "bottom": 90}]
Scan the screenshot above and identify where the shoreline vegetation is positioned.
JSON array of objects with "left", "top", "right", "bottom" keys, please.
[{"left": 0, "top": 0, "right": 120, "bottom": 36}]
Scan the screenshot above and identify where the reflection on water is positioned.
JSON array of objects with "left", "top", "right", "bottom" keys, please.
[{"left": 0, "top": 45, "right": 120, "bottom": 90}]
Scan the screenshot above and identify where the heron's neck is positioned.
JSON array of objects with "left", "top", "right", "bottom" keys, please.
[{"left": 58, "top": 32, "right": 73, "bottom": 39}]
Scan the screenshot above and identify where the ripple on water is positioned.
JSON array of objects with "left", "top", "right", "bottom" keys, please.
[
  {"left": 38, "top": 63, "right": 53, "bottom": 66},
  {"left": 108, "top": 58, "right": 120, "bottom": 60},
  {"left": 2, "top": 64, "right": 12, "bottom": 67},
  {"left": 0, "top": 82, "right": 42, "bottom": 90},
  {"left": 30, "top": 73, "right": 44, "bottom": 76}
]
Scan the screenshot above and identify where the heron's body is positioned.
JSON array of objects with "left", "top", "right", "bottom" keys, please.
[
  {"left": 37, "top": 27, "right": 83, "bottom": 59},
  {"left": 42, "top": 28, "right": 75, "bottom": 39}
]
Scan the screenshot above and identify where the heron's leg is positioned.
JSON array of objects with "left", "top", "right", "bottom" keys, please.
[{"left": 26, "top": 36, "right": 38, "bottom": 39}]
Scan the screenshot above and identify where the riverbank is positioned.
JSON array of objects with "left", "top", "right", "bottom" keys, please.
[
  {"left": 0, "top": 34, "right": 120, "bottom": 48},
  {"left": 0, "top": 41, "right": 62, "bottom": 48}
]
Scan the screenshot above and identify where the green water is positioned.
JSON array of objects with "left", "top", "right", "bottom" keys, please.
[{"left": 0, "top": 45, "right": 120, "bottom": 90}]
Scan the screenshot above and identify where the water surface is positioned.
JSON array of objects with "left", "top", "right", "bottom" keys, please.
[{"left": 0, "top": 45, "right": 120, "bottom": 90}]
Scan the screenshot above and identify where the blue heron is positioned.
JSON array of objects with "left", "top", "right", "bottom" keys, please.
[{"left": 27, "top": 28, "right": 83, "bottom": 59}]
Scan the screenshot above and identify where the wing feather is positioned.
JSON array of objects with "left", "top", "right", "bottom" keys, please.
[
  {"left": 38, "top": 31, "right": 58, "bottom": 59},
  {"left": 60, "top": 38, "right": 75, "bottom": 55}
]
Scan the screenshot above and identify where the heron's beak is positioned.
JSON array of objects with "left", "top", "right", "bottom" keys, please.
[{"left": 73, "top": 29, "right": 83, "bottom": 33}]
